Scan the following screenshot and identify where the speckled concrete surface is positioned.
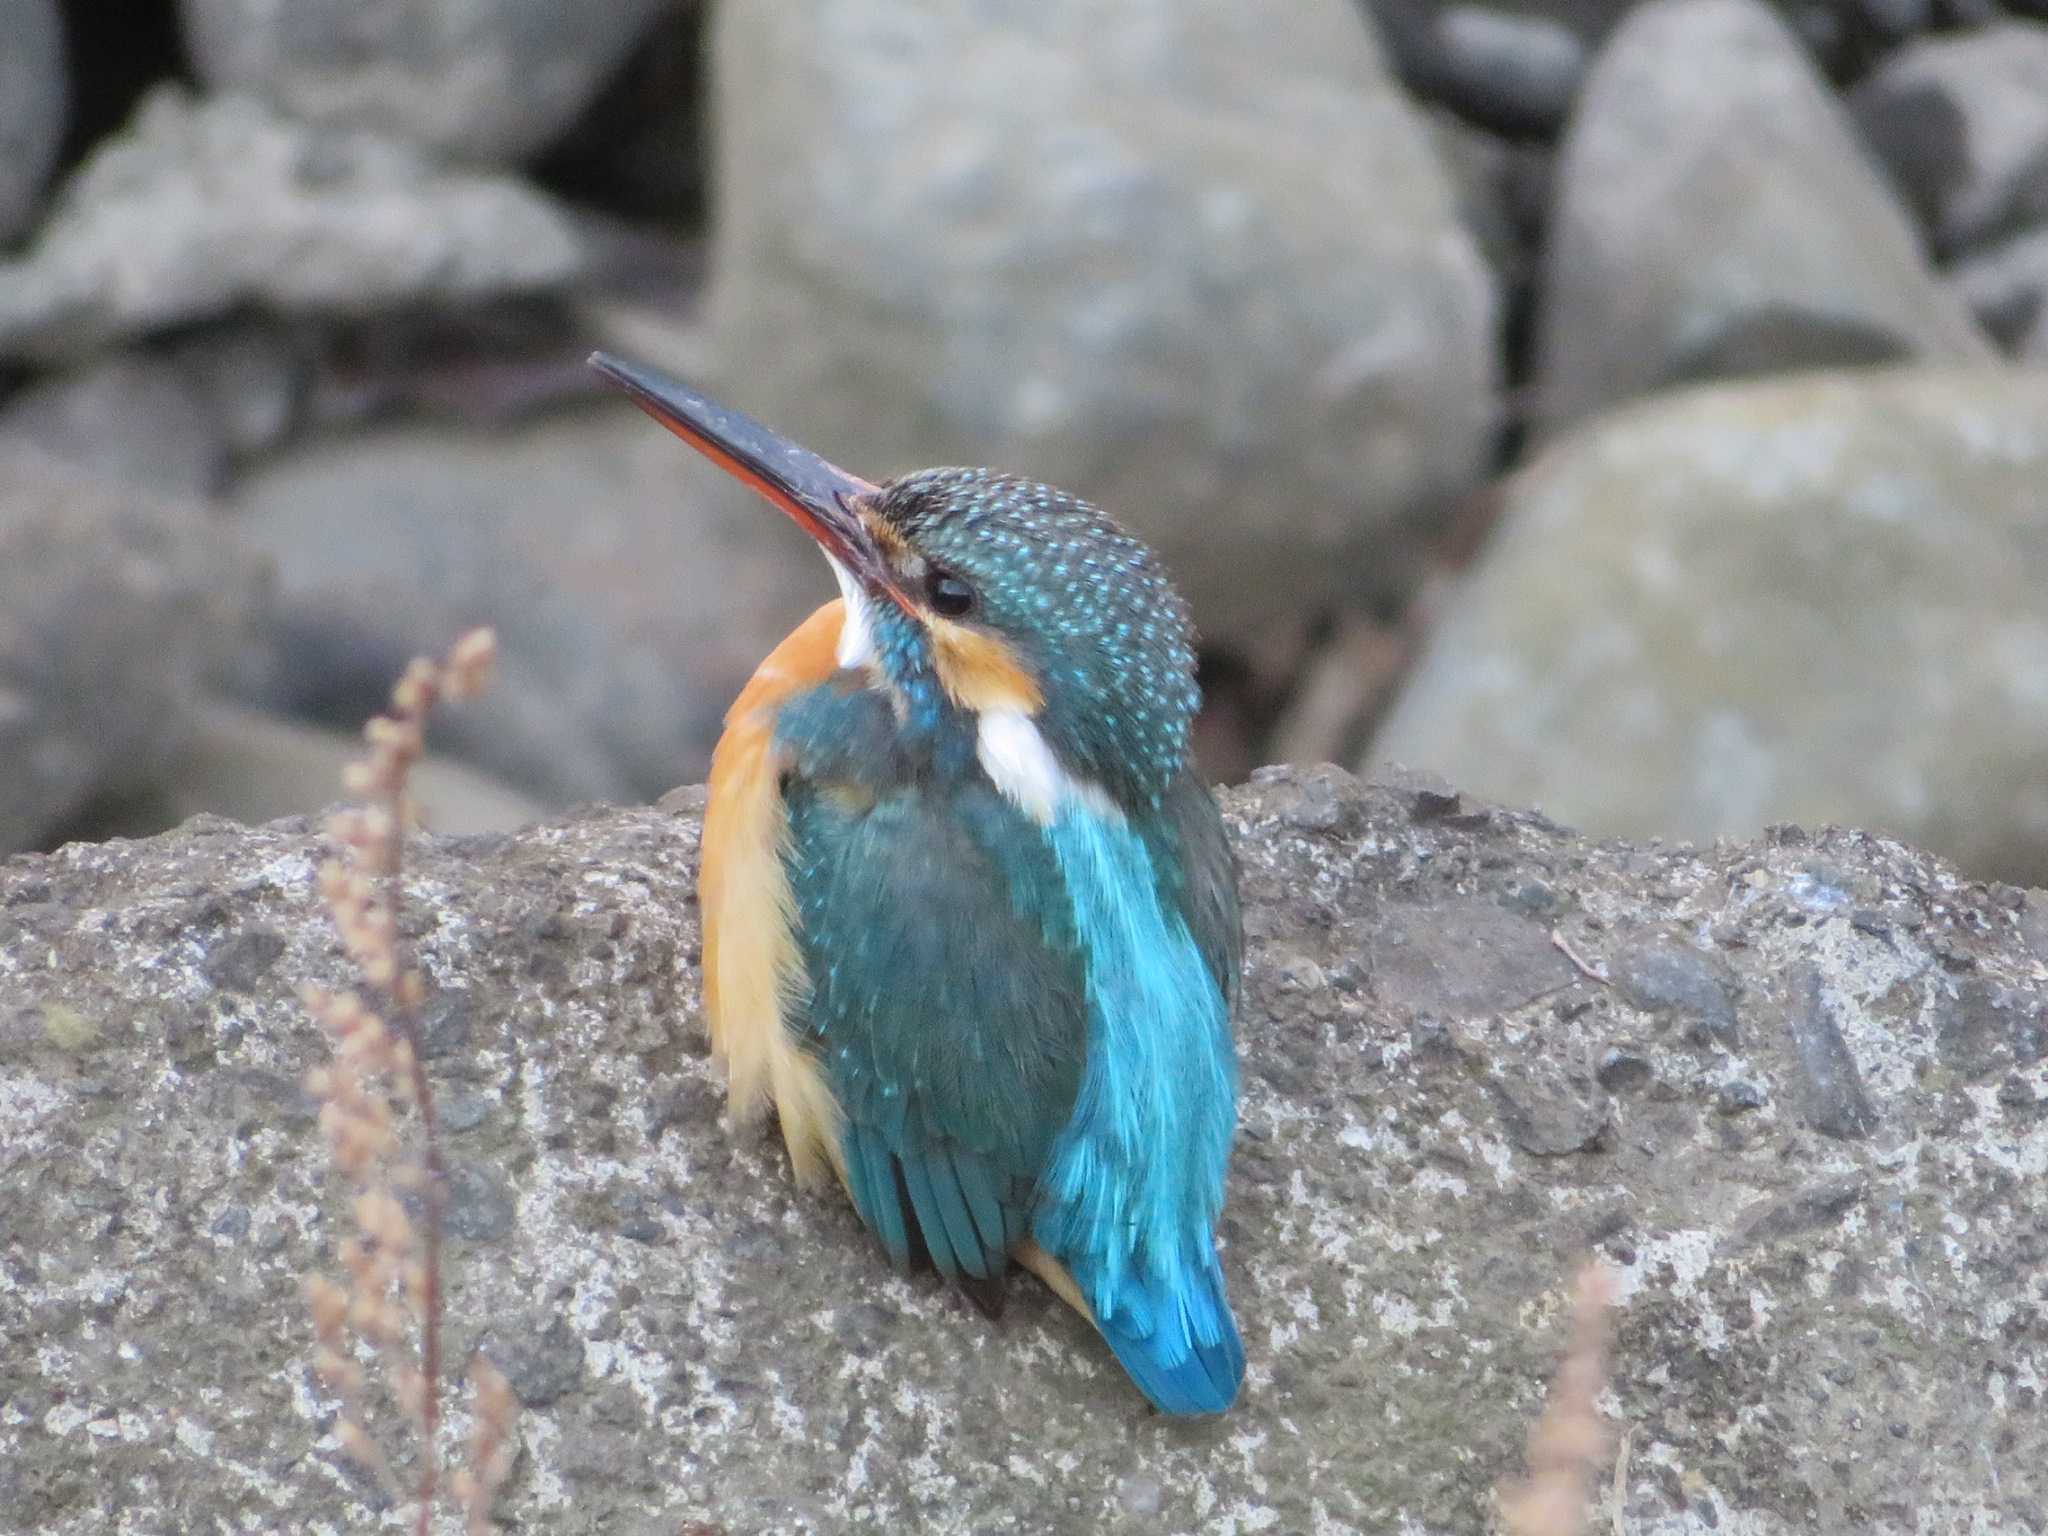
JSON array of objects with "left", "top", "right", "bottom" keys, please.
[{"left": 2, "top": 765, "right": 2042, "bottom": 1533}]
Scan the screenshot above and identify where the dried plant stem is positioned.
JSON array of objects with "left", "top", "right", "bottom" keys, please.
[
  {"left": 1499, "top": 1260, "right": 1618, "bottom": 1536},
  {"left": 306, "top": 628, "right": 501, "bottom": 1536}
]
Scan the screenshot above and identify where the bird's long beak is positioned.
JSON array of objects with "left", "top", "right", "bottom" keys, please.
[{"left": 589, "top": 351, "right": 906, "bottom": 607}]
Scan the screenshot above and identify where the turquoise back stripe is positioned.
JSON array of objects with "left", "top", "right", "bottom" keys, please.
[{"left": 1032, "top": 805, "right": 1236, "bottom": 1325}]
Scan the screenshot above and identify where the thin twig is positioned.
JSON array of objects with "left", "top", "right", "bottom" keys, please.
[{"left": 1551, "top": 928, "right": 1611, "bottom": 986}]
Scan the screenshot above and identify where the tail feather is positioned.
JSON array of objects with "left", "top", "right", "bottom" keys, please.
[
  {"left": 1078, "top": 1247, "right": 1244, "bottom": 1416},
  {"left": 1102, "top": 1318, "right": 1243, "bottom": 1417}
]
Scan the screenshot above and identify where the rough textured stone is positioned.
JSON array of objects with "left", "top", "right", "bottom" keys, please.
[
  {"left": 1, "top": 766, "right": 2041, "bottom": 1532},
  {"left": 0, "top": 0, "right": 67, "bottom": 243},
  {"left": 1851, "top": 20, "right": 2048, "bottom": 256},
  {"left": 708, "top": 0, "right": 1499, "bottom": 650},
  {"left": 1371, "top": 368, "right": 2048, "bottom": 886},
  {"left": 0, "top": 448, "right": 265, "bottom": 854},
  {"left": 222, "top": 404, "right": 828, "bottom": 806},
  {"left": 0, "top": 87, "right": 590, "bottom": 363},
  {"left": 176, "top": 0, "right": 677, "bottom": 164},
  {"left": 1534, "top": 0, "right": 1991, "bottom": 435}
]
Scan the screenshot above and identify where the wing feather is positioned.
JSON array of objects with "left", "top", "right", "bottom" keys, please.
[{"left": 781, "top": 768, "right": 1088, "bottom": 1284}]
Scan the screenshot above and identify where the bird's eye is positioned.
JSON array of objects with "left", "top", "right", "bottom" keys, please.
[{"left": 925, "top": 568, "right": 977, "bottom": 618}]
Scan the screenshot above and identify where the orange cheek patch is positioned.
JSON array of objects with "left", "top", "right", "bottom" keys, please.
[{"left": 929, "top": 618, "right": 1044, "bottom": 716}]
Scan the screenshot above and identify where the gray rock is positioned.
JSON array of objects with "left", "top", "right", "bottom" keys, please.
[
  {"left": 1, "top": 767, "right": 2041, "bottom": 1531},
  {"left": 1429, "top": 5, "right": 1590, "bottom": 135},
  {"left": 1370, "top": 368, "right": 2048, "bottom": 886},
  {"left": 70, "top": 697, "right": 547, "bottom": 845},
  {"left": 1852, "top": 21, "right": 2048, "bottom": 256},
  {"left": 0, "top": 87, "right": 590, "bottom": 364},
  {"left": 1951, "top": 224, "right": 2048, "bottom": 361},
  {"left": 0, "top": 325, "right": 319, "bottom": 494},
  {"left": 1371, "top": 0, "right": 1912, "bottom": 57},
  {"left": 0, "top": 0, "right": 66, "bottom": 243},
  {"left": 0, "top": 355, "right": 231, "bottom": 495},
  {"left": 1426, "top": 111, "right": 1551, "bottom": 294},
  {"left": 0, "top": 447, "right": 264, "bottom": 853},
  {"left": 176, "top": 0, "right": 677, "bottom": 164},
  {"left": 222, "top": 404, "right": 828, "bottom": 807},
  {"left": 1858, "top": 0, "right": 1930, "bottom": 32},
  {"left": 1534, "top": 0, "right": 1991, "bottom": 436},
  {"left": 533, "top": 0, "right": 709, "bottom": 220},
  {"left": 707, "top": 0, "right": 1499, "bottom": 650},
  {"left": 1615, "top": 941, "right": 1740, "bottom": 1046},
  {"left": 162, "top": 321, "right": 310, "bottom": 461}
]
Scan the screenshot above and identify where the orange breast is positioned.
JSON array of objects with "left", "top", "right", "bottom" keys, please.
[{"left": 699, "top": 599, "right": 849, "bottom": 1185}]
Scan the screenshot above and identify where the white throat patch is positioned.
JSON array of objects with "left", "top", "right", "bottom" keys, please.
[{"left": 826, "top": 555, "right": 876, "bottom": 671}]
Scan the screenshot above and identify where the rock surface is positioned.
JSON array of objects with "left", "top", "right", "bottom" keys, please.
[
  {"left": 0, "top": 354, "right": 233, "bottom": 495},
  {"left": 1952, "top": 225, "right": 2048, "bottom": 361},
  {"left": 222, "top": 404, "right": 830, "bottom": 806},
  {"left": 0, "top": 447, "right": 265, "bottom": 855},
  {"left": 1406, "top": 4, "right": 1590, "bottom": 136},
  {"left": 707, "top": 0, "right": 1499, "bottom": 649},
  {"left": 1851, "top": 20, "right": 2048, "bottom": 256},
  {"left": 70, "top": 697, "right": 548, "bottom": 845},
  {"left": 176, "top": 0, "right": 677, "bottom": 164},
  {"left": 1371, "top": 367, "right": 2048, "bottom": 887},
  {"left": 0, "top": 765, "right": 2041, "bottom": 1533},
  {"left": 0, "top": 0, "right": 67, "bottom": 243},
  {"left": 1534, "top": 0, "right": 1991, "bottom": 435},
  {"left": 0, "top": 87, "right": 590, "bottom": 363}
]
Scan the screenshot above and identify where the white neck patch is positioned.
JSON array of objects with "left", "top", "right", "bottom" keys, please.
[
  {"left": 826, "top": 555, "right": 876, "bottom": 671},
  {"left": 977, "top": 708, "right": 1118, "bottom": 826}
]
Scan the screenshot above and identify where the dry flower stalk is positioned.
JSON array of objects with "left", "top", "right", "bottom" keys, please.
[
  {"left": 303, "top": 627, "right": 517, "bottom": 1535},
  {"left": 1499, "top": 1261, "right": 1618, "bottom": 1536}
]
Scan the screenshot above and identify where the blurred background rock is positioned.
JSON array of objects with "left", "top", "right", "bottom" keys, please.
[{"left": 2, "top": 0, "right": 2043, "bottom": 885}]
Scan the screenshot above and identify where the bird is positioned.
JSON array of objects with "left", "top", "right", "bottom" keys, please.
[{"left": 590, "top": 350, "right": 1245, "bottom": 1415}]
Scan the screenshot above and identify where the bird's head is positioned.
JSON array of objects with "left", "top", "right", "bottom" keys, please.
[{"left": 593, "top": 352, "right": 1200, "bottom": 813}]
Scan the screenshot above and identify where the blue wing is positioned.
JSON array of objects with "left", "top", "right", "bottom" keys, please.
[{"left": 777, "top": 685, "right": 1089, "bottom": 1286}]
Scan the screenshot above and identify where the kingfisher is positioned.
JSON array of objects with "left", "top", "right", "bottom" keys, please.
[{"left": 590, "top": 351, "right": 1245, "bottom": 1415}]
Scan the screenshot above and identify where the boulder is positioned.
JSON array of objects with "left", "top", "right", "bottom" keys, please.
[
  {"left": 0, "top": 766, "right": 2040, "bottom": 1531},
  {"left": 0, "top": 0, "right": 67, "bottom": 242},
  {"left": 1398, "top": 4, "right": 1590, "bottom": 136},
  {"left": 176, "top": 0, "right": 678, "bottom": 164},
  {"left": 1851, "top": 20, "right": 2048, "bottom": 256},
  {"left": 1370, "top": 368, "right": 2048, "bottom": 886},
  {"left": 222, "top": 404, "right": 829, "bottom": 806},
  {"left": 0, "top": 447, "right": 265, "bottom": 853},
  {"left": 71, "top": 697, "right": 548, "bottom": 844},
  {"left": 1951, "top": 225, "right": 2048, "bottom": 362},
  {"left": 0, "top": 87, "right": 590, "bottom": 364},
  {"left": 706, "top": 0, "right": 1499, "bottom": 650},
  {"left": 0, "top": 355, "right": 233, "bottom": 496},
  {"left": 1534, "top": 0, "right": 1990, "bottom": 436}
]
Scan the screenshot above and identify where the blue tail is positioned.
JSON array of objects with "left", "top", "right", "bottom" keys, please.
[{"left": 1081, "top": 1247, "right": 1244, "bottom": 1416}]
